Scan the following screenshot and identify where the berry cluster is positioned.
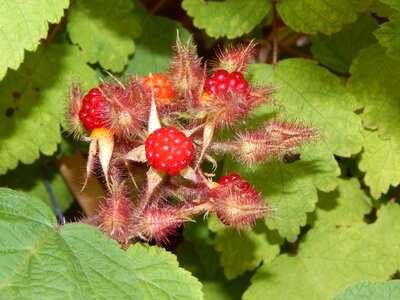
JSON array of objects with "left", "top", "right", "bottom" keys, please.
[
  {"left": 78, "top": 86, "right": 110, "bottom": 131},
  {"left": 204, "top": 70, "right": 248, "bottom": 95},
  {"left": 145, "top": 127, "right": 194, "bottom": 176},
  {"left": 67, "top": 39, "right": 316, "bottom": 246}
]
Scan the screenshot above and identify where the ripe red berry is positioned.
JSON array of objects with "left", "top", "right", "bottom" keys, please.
[
  {"left": 204, "top": 70, "right": 249, "bottom": 95},
  {"left": 145, "top": 127, "right": 194, "bottom": 176},
  {"left": 143, "top": 73, "right": 174, "bottom": 102},
  {"left": 78, "top": 85, "right": 110, "bottom": 131}
]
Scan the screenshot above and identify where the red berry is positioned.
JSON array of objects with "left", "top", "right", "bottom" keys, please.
[
  {"left": 204, "top": 70, "right": 248, "bottom": 95},
  {"left": 78, "top": 85, "right": 110, "bottom": 131},
  {"left": 143, "top": 73, "right": 174, "bottom": 102},
  {"left": 218, "top": 173, "right": 242, "bottom": 185},
  {"left": 218, "top": 173, "right": 258, "bottom": 196},
  {"left": 145, "top": 127, "right": 194, "bottom": 176}
]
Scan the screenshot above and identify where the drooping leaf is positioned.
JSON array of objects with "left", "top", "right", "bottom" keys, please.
[
  {"left": 311, "top": 13, "right": 378, "bottom": 73},
  {"left": 234, "top": 60, "right": 363, "bottom": 241},
  {"left": 243, "top": 204, "right": 400, "bottom": 300},
  {"left": 359, "top": 129, "right": 400, "bottom": 199},
  {"left": 214, "top": 225, "right": 281, "bottom": 280},
  {"left": 0, "top": 0, "right": 69, "bottom": 80},
  {"left": 332, "top": 280, "right": 400, "bottom": 300},
  {"left": 127, "top": 244, "right": 204, "bottom": 300},
  {"left": 277, "top": 0, "right": 370, "bottom": 34},
  {"left": 348, "top": 44, "right": 400, "bottom": 138},
  {"left": 0, "top": 44, "right": 97, "bottom": 175},
  {"left": 375, "top": 15, "right": 400, "bottom": 60},
  {"left": 0, "top": 160, "right": 73, "bottom": 213},
  {"left": 124, "top": 1, "right": 191, "bottom": 76},
  {"left": 0, "top": 188, "right": 203, "bottom": 299},
  {"left": 310, "top": 178, "right": 372, "bottom": 227},
  {"left": 182, "top": 0, "right": 271, "bottom": 39},
  {"left": 67, "top": 0, "right": 141, "bottom": 72}
]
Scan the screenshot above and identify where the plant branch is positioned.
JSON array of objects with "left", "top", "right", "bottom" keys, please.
[
  {"left": 149, "top": 0, "right": 167, "bottom": 15},
  {"left": 272, "top": 0, "right": 279, "bottom": 65},
  {"left": 56, "top": 151, "right": 105, "bottom": 217}
]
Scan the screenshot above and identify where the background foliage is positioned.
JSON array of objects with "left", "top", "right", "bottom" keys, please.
[{"left": 0, "top": 0, "right": 400, "bottom": 299}]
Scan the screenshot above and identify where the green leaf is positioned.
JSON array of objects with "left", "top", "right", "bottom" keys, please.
[
  {"left": 370, "top": 0, "right": 398, "bottom": 17},
  {"left": 0, "top": 0, "right": 69, "bottom": 80},
  {"left": 182, "top": 0, "right": 271, "bottom": 39},
  {"left": 332, "top": 280, "right": 400, "bottom": 300},
  {"left": 311, "top": 178, "right": 371, "bottom": 227},
  {"left": 0, "top": 188, "right": 140, "bottom": 298},
  {"left": 348, "top": 44, "right": 400, "bottom": 138},
  {"left": 67, "top": 0, "right": 141, "bottom": 72},
  {"left": 240, "top": 60, "right": 363, "bottom": 240},
  {"left": 0, "top": 160, "right": 73, "bottom": 213},
  {"left": 0, "top": 188, "right": 203, "bottom": 299},
  {"left": 125, "top": 15, "right": 191, "bottom": 76},
  {"left": 375, "top": 15, "right": 400, "bottom": 60},
  {"left": 243, "top": 204, "right": 400, "bottom": 300},
  {"left": 0, "top": 44, "right": 97, "bottom": 175},
  {"left": 214, "top": 225, "right": 281, "bottom": 280},
  {"left": 311, "top": 13, "right": 378, "bottom": 73},
  {"left": 277, "top": 0, "right": 370, "bottom": 34},
  {"left": 127, "top": 244, "right": 204, "bottom": 300},
  {"left": 380, "top": 0, "right": 400, "bottom": 10},
  {"left": 359, "top": 130, "right": 400, "bottom": 199}
]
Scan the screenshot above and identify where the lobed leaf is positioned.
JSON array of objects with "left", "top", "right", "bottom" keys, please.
[
  {"left": 348, "top": 44, "right": 400, "bottom": 138},
  {"left": 358, "top": 130, "right": 400, "bottom": 199},
  {"left": 0, "top": 188, "right": 203, "bottom": 299},
  {"left": 214, "top": 226, "right": 281, "bottom": 280},
  {"left": 67, "top": 0, "right": 141, "bottom": 72},
  {"left": 182, "top": 0, "right": 271, "bottom": 39},
  {"left": 243, "top": 204, "right": 400, "bottom": 300},
  {"left": 128, "top": 244, "right": 203, "bottom": 300},
  {"left": 0, "top": 44, "right": 97, "bottom": 175},
  {"left": 311, "top": 13, "right": 378, "bottom": 73},
  {"left": 311, "top": 178, "right": 372, "bottom": 227},
  {"left": 0, "top": 0, "right": 69, "bottom": 80},
  {"left": 375, "top": 14, "right": 400, "bottom": 60},
  {"left": 277, "top": 0, "right": 371, "bottom": 34},
  {"left": 0, "top": 188, "right": 139, "bottom": 299}
]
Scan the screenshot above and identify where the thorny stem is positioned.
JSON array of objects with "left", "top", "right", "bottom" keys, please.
[
  {"left": 280, "top": 45, "right": 314, "bottom": 60},
  {"left": 149, "top": 0, "right": 167, "bottom": 15},
  {"left": 125, "top": 161, "right": 138, "bottom": 190},
  {"left": 182, "top": 202, "right": 213, "bottom": 218},
  {"left": 272, "top": 0, "right": 279, "bottom": 65},
  {"left": 45, "top": 12, "right": 68, "bottom": 46}
]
